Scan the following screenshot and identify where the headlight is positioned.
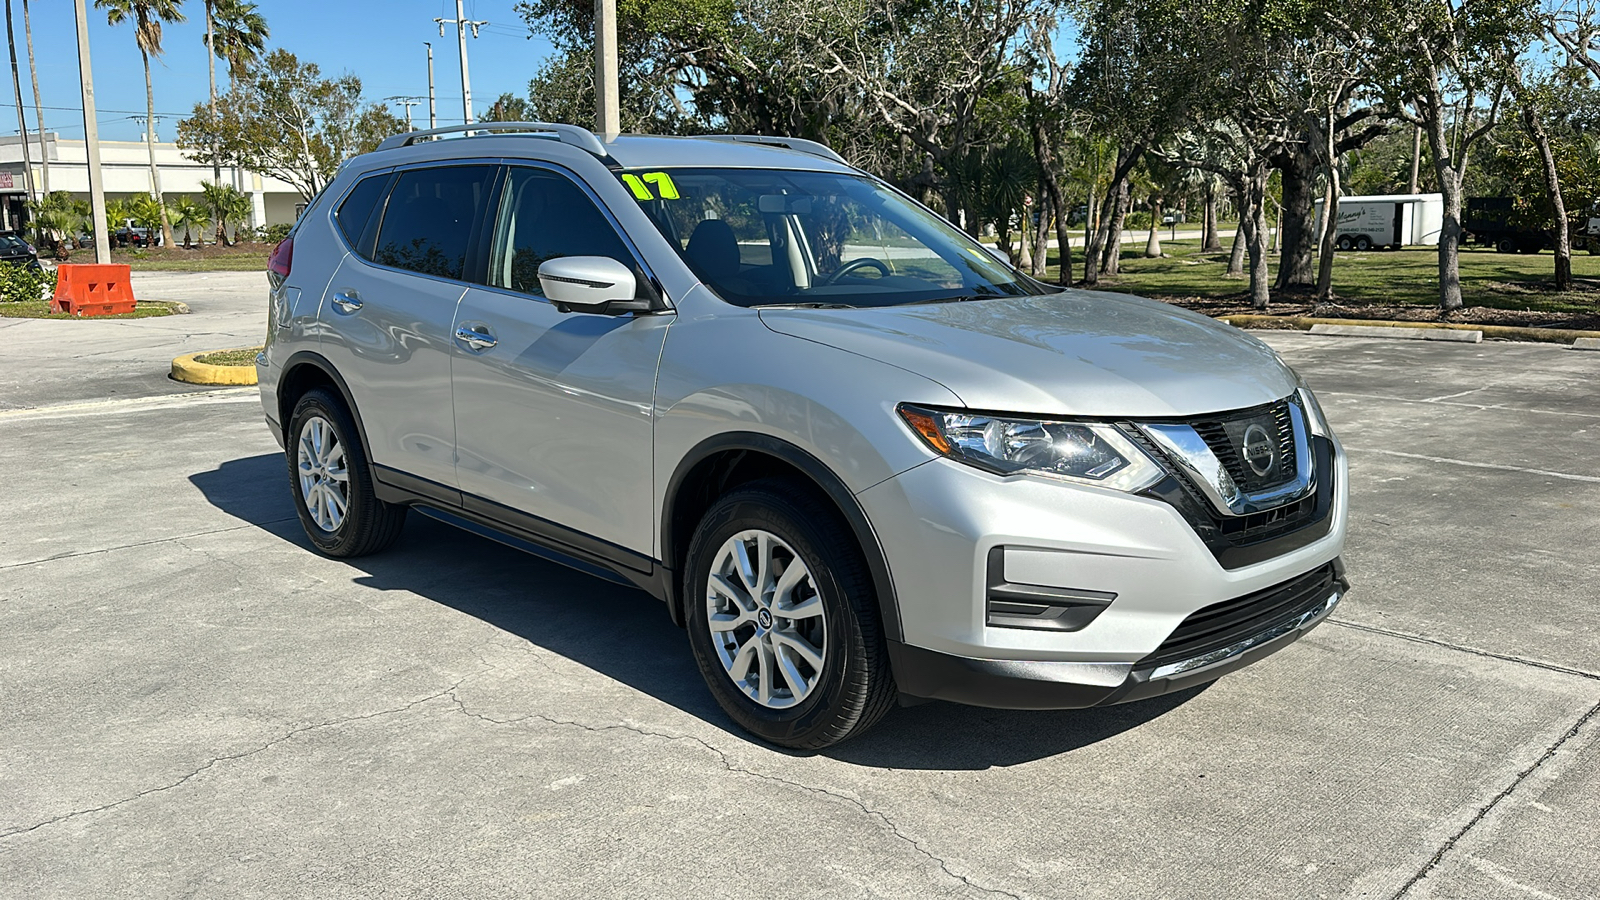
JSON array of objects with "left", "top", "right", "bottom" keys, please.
[{"left": 898, "top": 405, "right": 1164, "bottom": 492}]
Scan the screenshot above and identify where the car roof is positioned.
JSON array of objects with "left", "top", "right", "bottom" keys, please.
[{"left": 352, "top": 124, "right": 858, "bottom": 177}]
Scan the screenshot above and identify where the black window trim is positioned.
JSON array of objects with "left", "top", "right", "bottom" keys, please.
[{"left": 354, "top": 157, "right": 505, "bottom": 289}]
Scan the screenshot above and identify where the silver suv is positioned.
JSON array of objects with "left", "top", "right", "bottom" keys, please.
[{"left": 258, "top": 123, "right": 1348, "bottom": 749}]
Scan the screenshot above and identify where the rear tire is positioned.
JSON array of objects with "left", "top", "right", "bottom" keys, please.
[
  {"left": 1335, "top": 235, "right": 1352, "bottom": 251},
  {"left": 683, "top": 479, "right": 896, "bottom": 749},
  {"left": 286, "top": 388, "right": 407, "bottom": 558},
  {"left": 1354, "top": 235, "right": 1372, "bottom": 251}
]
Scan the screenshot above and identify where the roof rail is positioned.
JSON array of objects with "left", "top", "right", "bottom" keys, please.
[
  {"left": 697, "top": 135, "right": 848, "bottom": 165},
  {"left": 375, "top": 122, "right": 607, "bottom": 157}
]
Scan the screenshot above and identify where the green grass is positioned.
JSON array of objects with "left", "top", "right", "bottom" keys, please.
[
  {"left": 0, "top": 300, "right": 180, "bottom": 319},
  {"left": 1041, "top": 240, "right": 1600, "bottom": 314},
  {"left": 194, "top": 346, "right": 263, "bottom": 366},
  {"left": 115, "top": 252, "right": 269, "bottom": 273}
]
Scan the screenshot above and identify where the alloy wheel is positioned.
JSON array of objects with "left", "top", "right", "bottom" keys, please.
[
  {"left": 704, "top": 529, "right": 828, "bottom": 709},
  {"left": 297, "top": 416, "right": 349, "bottom": 532}
]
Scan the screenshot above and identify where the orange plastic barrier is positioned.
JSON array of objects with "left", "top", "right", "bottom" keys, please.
[{"left": 51, "top": 264, "right": 136, "bottom": 316}]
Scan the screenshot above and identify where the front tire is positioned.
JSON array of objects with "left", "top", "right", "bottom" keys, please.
[
  {"left": 286, "top": 388, "right": 407, "bottom": 558},
  {"left": 683, "top": 479, "right": 896, "bottom": 749}
]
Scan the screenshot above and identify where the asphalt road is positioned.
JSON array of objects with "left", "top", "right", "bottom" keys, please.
[{"left": 1, "top": 274, "right": 1597, "bottom": 899}]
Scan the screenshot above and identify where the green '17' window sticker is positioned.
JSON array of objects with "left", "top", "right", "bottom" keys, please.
[{"left": 622, "top": 171, "right": 680, "bottom": 201}]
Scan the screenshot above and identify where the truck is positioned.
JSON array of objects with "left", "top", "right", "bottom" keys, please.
[
  {"left": 1465, "top": 198, "right": 1600, "bottom": 255},
  {"left": 1464, "top": 197, "right": 1548, "bottom": 253},
  {"left": 1314, "top": 193, "right": 1443, "bottom": 251}
]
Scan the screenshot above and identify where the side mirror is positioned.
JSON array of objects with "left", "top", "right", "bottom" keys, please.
[
  {"left": 983, "top": 244, "right": 1014, "bottom": 265},
  {"left": 537, "top": 256, "right": 643, "bottom": 314}
]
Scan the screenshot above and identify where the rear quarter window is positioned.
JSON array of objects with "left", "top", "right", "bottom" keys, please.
[{"left": 335, "top": 173, "right": 390, "bottom": 247}]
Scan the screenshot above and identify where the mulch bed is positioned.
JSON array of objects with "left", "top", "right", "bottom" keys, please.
[{"left": 1151, "top": 280, "right": 1600, "bottom": 331}]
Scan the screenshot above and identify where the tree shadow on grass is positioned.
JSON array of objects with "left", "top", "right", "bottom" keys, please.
[{"left": 191, "top": 452, "right": 1204, "bottom": 769}]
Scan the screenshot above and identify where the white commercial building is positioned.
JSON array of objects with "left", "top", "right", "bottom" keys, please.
[{"left": 0, "top": 133, "right": 304, "bottom": 236}]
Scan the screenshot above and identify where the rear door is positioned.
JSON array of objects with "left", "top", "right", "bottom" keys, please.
[
  {"left": 450, "top": 164, "right": 670, "bottom": 560},
  {"left": 316, "top": 162, "right": 498, "bottom": 495}
]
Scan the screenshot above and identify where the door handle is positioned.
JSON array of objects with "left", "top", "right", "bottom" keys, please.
[
  {"left": 331, "top": 290, "right": 362, "bottom": 313},
  {"left": 454, "top": 325, "right": 497, "bottom": 350}
]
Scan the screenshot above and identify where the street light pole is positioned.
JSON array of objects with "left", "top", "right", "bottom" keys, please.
[
  {"left": 425, "top": 43, "right": 437, "bottom": 129},
  {"left": 434, "top": 1, "right": 486, "bottom": 125},
  {"left": 73, "top": 0, "right": 109, "bottom": 263},
  {"left": 595, "top": 0, "right": 619, "bottom": 137}
]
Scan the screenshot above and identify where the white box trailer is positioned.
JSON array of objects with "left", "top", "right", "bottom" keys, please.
[{"left": 1313, "top": 193, "right": 1443, "bottom": 250}]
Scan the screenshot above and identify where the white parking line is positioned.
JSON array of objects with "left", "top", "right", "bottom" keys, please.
[
  {"left": 1346, "top": 447, "right": 1600, "bottom": 483},
  {"left": 1323, "top": 390, "right": 1600, "bottom": 421},
  {"left": 0, "top": 389, "right": 257, "bottom": 423}
]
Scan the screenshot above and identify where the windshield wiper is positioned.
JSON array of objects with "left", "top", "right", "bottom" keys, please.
[{"left": 756, "top": 301, "right": 857, "bottom": 309}]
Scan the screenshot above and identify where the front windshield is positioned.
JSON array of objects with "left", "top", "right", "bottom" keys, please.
[{"left": 618, "top": 167, "right": 1052, "bottom": 308}]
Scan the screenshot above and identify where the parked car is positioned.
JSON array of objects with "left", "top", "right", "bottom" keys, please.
[
  {"left": 114, "top": 219, "right": 160, "bottom": 248},
  {"left": 258, "top": 123, "right": 1349, "bottom": 749},
  {"left": 0, "top": 231, "right": 40, "bottom": 269}
]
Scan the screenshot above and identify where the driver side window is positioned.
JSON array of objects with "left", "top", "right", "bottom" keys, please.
[{"left": 489, "top": 167, "right": 636, "bottom": 296}]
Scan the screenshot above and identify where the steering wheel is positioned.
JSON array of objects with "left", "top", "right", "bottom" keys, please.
[{"left": 819, "top": 257, "right": 892, "bottom": 285}]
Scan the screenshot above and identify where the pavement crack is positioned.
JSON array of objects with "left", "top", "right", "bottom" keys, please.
[
  {"left": 0, "top": 676, "right": 479, "bottom": 842},
  {"left": 1390, "top": 699, "right": 1600, "bottom": 899},
  {"left": 0, "top": 518, "right": 298, "bottom": 571},
  {"left": 444, "top": 694, "right": 1024, "bottom": 899},
  {"left": 1327, "top": 619, "right": 1600, "bottom": 682}
]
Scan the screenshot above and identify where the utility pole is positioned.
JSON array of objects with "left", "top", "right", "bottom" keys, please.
[
  {"left": 425, "top": 42, "right": 437, "bottom": 129},
  {"left": 389, "top": 97, "right": 422, "bottom": 132},
  {"left": 435, "top": 1, "right": 486, "bottom": 125},
  {"left": 595, "top": 0, "right": 619, "bottom": 136},
  {"left": 74, "top": 0, "right": 109, "bottom": 262},
  {"left": 22, "top": 0, "right": 46, "bottom": 194},
  {"left": 5, "top": 0, "right": 37, "bottom": 211}
]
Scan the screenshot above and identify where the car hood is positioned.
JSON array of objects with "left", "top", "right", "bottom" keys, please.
[{"left": 757, "top": 290, "right": 1297, "bottom": 418}]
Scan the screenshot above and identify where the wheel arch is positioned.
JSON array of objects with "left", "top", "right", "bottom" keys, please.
[
  {"left": 662, "top": 432, "right": 904, "bottom": 642},
  {"left": 276, "top": 351, "right": 375, "bottom": 464}
]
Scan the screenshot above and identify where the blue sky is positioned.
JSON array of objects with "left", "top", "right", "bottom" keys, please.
[{"left": 12, "top": 0, "right": 557, "bottom": 143}]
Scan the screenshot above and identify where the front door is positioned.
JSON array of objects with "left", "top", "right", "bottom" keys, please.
[{"left": 451, "top": 165, "right": 670, "bottom": 560}]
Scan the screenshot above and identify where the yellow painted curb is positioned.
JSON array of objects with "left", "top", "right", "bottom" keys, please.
[
  {"left": 1218, "top": 315, "right": 1600, "bottom": 346},
  {"left": 171, "top": 350, "right": 260, "bottom": 386}
]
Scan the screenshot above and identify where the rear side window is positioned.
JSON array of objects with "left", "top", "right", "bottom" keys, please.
[
  {"left": 371, "top": 165, "right": 496, "bottom": 280},
  {"left": 335, "top": 174, "right": 388, "bottom": 246}
]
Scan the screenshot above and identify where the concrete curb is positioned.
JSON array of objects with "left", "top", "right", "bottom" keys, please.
[
  {"left": 171, "top": 350, "right": 259, "bottom": 386},
  {"left": 1219, "top": 314, "right": 1600, "bottom": 346},
  {"left": 1308, "top": 323, "right": 1483, "bottom": 342}
]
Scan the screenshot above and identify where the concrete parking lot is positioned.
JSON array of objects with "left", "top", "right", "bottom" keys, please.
[{"left": 2, "top": 274, "right": 1597, "bottom": 899}]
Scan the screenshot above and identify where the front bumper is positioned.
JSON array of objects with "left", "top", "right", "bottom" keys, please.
[
  {"left": 857, "top": 436, "right": 1348, "bottom": 707},
  {"left": 890, "top": 560, "right": 1347, "bottom": 709}
]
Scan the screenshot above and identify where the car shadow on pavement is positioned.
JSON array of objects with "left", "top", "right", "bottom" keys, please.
[{"left": 192, "top": 454, "right": 1203, "bottom": 769}]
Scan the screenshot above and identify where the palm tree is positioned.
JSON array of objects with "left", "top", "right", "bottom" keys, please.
[
  {"left": 168, "top": 195, "right": 203, "bottom": 249},
  {"left": 208, "top": 0, "right": 267, "bottom": 82},
  {"left": 104, "top": 197, "right": 132, "bottom": 243},
  {"left": 200, "top": 181, "right": 233, "bottom": 245},
  {"left": 97, "top": 0, "right": 185, "bottom": 250},
  {"left": 127, "top": 193, "right": 164, "bottom": 235},
  {"left": 27, "top": 191, "right": 88, "bottom": 258},
  {"left": 224, "top": 188, "right": 254, "bottom": 242},
  {"left": 22, "top": 0, "right": 47, "bottom": 194}
]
